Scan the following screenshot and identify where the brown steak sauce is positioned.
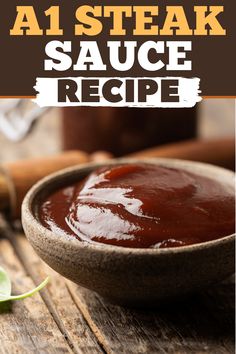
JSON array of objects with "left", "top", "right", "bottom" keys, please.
[{"left": 39, "top": 163, "right": 235, "bottom": 248}]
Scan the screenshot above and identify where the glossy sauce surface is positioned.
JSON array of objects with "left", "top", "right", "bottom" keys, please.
[{"left": 39, "top": 163, "right": 235, "bottom": 248}]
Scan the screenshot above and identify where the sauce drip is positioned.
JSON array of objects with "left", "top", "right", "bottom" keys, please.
[{"left": 39, "top": 163, "right": 235, "bottom": 248}]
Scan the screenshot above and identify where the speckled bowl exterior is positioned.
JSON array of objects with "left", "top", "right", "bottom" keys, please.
[{"left": 22, "top": 158, "right": 235, "bottom": 306}]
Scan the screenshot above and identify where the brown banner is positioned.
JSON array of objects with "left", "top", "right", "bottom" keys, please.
[{"left": 0, "top": 0, "right": 235, "bottom": 96}]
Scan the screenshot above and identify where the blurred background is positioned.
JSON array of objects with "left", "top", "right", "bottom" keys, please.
[
  {"left": 0, "top": 98, "right": 234, "bottom": 219},
  {"left": 0, "top": 99, "right": 235, "bottom": 162}
]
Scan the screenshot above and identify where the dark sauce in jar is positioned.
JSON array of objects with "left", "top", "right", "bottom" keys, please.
[
  {"left": 62, "top": 107, "right": 197, "bottom": 156},
  {"left": 39, "top": 163, "right": 235, "bottom": 249}
]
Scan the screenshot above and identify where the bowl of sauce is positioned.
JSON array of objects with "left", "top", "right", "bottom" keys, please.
[{"left": 22, "top": 159, "right": 235, "bottom": 305}]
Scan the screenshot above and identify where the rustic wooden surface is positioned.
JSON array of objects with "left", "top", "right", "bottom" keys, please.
[
  {"left": 0, "top": 102, "right": 235, "bottom": 353},
  {"left": 0, "top": 218, "right": 235, "bottom": 354}
]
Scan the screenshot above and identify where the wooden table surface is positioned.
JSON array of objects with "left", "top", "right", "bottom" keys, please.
[
  {"left": 0, "top": 218, "right": 235, "bottom": 354},
  {"left": 0, "top": 108, "right": 235, "bottom": 354}
]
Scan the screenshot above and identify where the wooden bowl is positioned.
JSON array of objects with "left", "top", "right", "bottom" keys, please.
[{"left": 22, "top": 159, "right": 235, "bottom": 306}]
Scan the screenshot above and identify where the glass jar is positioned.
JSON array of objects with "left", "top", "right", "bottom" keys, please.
[{"left": 62, "top": 107, "right": 197, "bottom": 156}]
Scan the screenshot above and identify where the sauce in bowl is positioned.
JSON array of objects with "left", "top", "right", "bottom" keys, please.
[{"left": 39, "top": 163, "right": 235, "bottom": 248}]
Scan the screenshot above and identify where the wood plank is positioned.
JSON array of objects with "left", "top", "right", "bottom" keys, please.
[
  {"left": 2, "top": 218, "right": 235, "bottom": 354},
  {"left": 8, "top": 231, "right": 104, "bottom": 354},
  {"left": 67, "top": 283, "right": 234, "bottom": 354},
  {"left": 199, "top": 278, "right": 235, "bottom": 352},
  {"left": 0, "top": 238, "right": 73, "bottom": 354}
]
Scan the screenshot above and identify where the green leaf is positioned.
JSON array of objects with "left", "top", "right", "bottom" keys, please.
[
  {"left": 0, "top": 266, "right": 11, "bottom": 300},
  {"left": 0, "top": 266, "right": 49, "bottom": 303}
]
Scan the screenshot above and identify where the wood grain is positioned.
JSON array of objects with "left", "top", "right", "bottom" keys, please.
[
  {"left": 6, "top": 230, "right": 103, "bottom": 354},
  {"left": 5, "top": 224, "right": 234, "bottom": 354},
  {"left": 67, "top": 283, "right": 235, "bottom": 354},
  {"left": 0, "top": 238, "right": 73, "bottom": 354}
]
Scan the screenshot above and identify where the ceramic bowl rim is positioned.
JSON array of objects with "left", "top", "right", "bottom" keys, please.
[{"left": 22, "top": 158, "right": 235, "bottom": 256}]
